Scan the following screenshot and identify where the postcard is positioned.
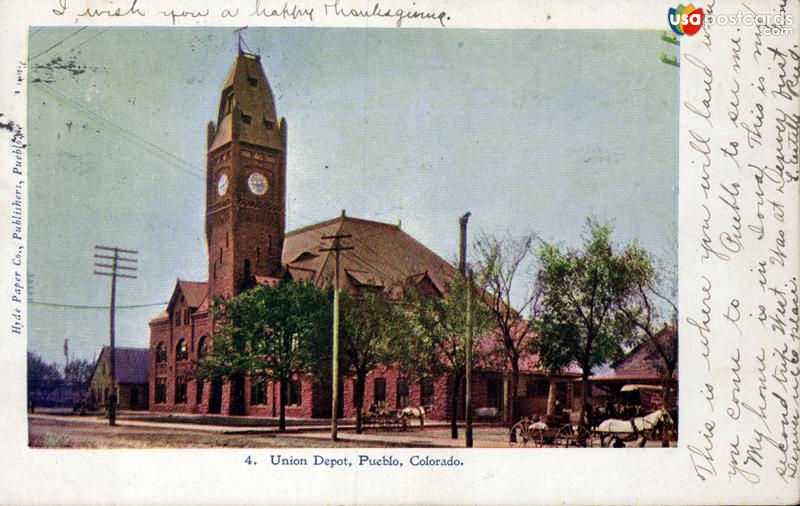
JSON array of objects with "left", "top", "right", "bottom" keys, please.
[{"left": 0, "top": 0, "right": 797, "bottom": 505}]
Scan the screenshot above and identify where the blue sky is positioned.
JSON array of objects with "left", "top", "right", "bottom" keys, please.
[{"left": 27, "top": 28, "right": 677, "bottom": 366}]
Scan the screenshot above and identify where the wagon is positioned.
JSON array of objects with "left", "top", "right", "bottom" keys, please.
[
  {"left": 509, "top": 417, "right": 594, "bottom": 448},
  {"left": 361, "top": 403, "right": 408, "bottom": 431}
]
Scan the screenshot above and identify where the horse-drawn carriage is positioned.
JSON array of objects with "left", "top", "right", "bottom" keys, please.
[
  {"left": 510, "top": 417, "right": 593, "bottom": 447},
  {"left": 509, "top": 384, "right": 675, "bottom": 448},
  {"left": 361, "top": 403, "right": 427, "bottom": 431}
]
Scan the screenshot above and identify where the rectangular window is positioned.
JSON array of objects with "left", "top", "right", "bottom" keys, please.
[
  {"left": 242, "top": 114, "right": 252, "bottom": 124},
  {"left": 487, "top": 379, "right": 502, "bottom": 410},
  {"left": 373, "top": 378, "right": 387, "bottom": 404},
  {"left": 289, "top": 380, "right": 302, "bottom": 406},
  {"left": 155, "top": 378, "right": 167, "bottom": 404},
  {"left": 396, "top": 379, "right": 409, "bottom": 408},
  {"left": 175, "top": 378, "right": 188, "bottom": 404},
  {"left": 525, "top": 378, "right": 537, "bottom": 398},
  {"left": 224, "top": 91, "right": 234, "bottom": 114},
  {"left": 251, "top": 378, "right": 267, "bottom": 405},
  {"left": 420, "top": 378, "right": 434, "bottom": 407},
  {"left": 556, "top": 382, "right": 569, "bottom": 405},
  {"left": 184, "top": 310, "right": 189, "bottom": 325},
  {"left": 247, "top": 77, "right": 258, "bottom": 87},
  {"left": 538, "top": 380, "right": 550, "bottom": 397}
]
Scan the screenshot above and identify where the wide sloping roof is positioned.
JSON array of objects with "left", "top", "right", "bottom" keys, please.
[
  {"left": 282, "top": 215, "right": 454, "bottom": 297},
  {"left": 592, "top": 325, "right": 678, "bottom": 381},
  {"left": 96, "top": 346, "right": 149, "bottom": 384}
]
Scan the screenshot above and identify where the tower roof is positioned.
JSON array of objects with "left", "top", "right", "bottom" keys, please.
[{"left": 209, "top": 51, "right": 283, "bottom": 152}]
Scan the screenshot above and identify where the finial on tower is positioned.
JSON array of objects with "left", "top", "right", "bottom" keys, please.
[{"left": 233, "top": 26, "right": 247, "bottom": 54}]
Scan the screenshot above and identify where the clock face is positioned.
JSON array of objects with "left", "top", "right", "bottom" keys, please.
[
  {"left": 217, "top": 173, "right": 229, "bottom": 196},
  {"left": 248, "top": 172, "right": 268, "bottom": 196}
]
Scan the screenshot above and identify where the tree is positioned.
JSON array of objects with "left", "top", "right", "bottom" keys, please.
[
  {"left": 27, "top": 352, "right": 63, "bottom": 410},
  {"left": 339, "top": 290, "right": 408, "bottom": 433},
  {"left": 64, "top": 358, "right": 94, "bottom": 401},
  {"left": 624, "top": 248, "right": 679, "bottom": 438},
  {"left": 534, "top": 219, "right": 653, "bottom": 426},
  {"left": 198, "top": 282, "right": 331, "bottom": 431},
  {"left": 403, "top": 273, "right": 493, "bottom": 439},
  {"left": 473, "top": 233, "right": 540, "bottom": 425}
]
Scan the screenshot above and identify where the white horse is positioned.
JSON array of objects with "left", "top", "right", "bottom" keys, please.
[
  {"left": 595, "top": 409, "right": 672, "bottom": 447},
  {"left": 400, "top": 406, "right": 427, "bottom": 427}
]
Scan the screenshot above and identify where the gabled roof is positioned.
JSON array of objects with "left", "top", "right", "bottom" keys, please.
[
  {"left": 594, "top": 325, "right": 677, "bottom": 381},
  {"left": 166, "top": 279, "right": 208, "bottom": 314},
  {"left": 282, "top": 214, "right": 455, "bottom": 297},
  {"left": 94, "top": 346, "right": 149, "bottom": 384}
]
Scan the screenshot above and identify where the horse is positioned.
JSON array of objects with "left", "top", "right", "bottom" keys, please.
[
  {"left": 400, "top": 406, "right": 427, "bottom": 427},
  {"left": 595, "top": 408, "right": 673, "bottom": 447}
]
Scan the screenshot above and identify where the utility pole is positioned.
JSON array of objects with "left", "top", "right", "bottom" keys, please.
[
  {"left": 94, "top": 245, "right": 138, "bottom": 426},
  {"left": 320, "top": 220, "right": 354, "bottom": 442},
  {"left": 458, "top": 212, "right": 473, "bottom": 447},
  {"left": 465, "top": 268, "right": 474, "bottom": 448}
]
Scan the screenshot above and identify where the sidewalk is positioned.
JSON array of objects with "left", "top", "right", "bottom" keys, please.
[{"left": 28, "top": 413, "right": 510, "bottom": 447}]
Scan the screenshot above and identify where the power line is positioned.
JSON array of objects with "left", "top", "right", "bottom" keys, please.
[
  {"left": 29, "top": 300, "right": 166, "bottom": 310},
  {"left": 63, "top": 28, "right": 110, "bottom": 56},
  {"left": 30, "top": 27, "right": 87, "bottom": 61},
  {"left": 30, "top": 80, "right": 204, "bottom": 179}
]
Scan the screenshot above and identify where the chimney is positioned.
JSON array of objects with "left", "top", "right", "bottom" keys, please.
[{"left": 458, "top": 212, "right": 471, "bottom": 275}]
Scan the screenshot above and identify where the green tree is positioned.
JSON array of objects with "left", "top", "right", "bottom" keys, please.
[
  {"left": 534, "top": 219, "right": 652, "bottom": 425},
  {"left": 403, "top": 273, "right": 493, "bottom": 439},
  {"left": 198, "top": 282, "right": 331, "bottom": 431},
  {"left": 473, "top": 233, "right": 540, "bottom": 426},
  {"left": 623, "top": 248, "right": 679, "bottom": 438},
  {"left": 64, "top": 358, "right": 94, "bottom": 399},
  {"left": 339, "top": 290, "right": 408, "bottom": 433},
  {"left": 27, "top": 352, "right": 63, "bottom": 410}
]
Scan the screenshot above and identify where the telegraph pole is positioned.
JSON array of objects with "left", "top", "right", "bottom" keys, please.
[
  {"left": 94, "top": 245, "right": 138, "bottom": 426},
  {"left": 459, "top": 212, "right": 473, "bottom": 447},
  {"left": 465, "top": 268, "right": 475, "bottom": 448},
  {"left": 320, "top": 221, "right": 354, "bottom": 441}
]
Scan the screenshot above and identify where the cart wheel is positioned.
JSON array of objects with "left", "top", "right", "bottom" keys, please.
[
  {"left": 555, "top": 425, "right": 573, "bottom": 447},
  {"left": 573, "top": 425, "right": 593, "bottom": 447},
  {"left": 531, "top": 428, "right": 546, "bottom": 448},
  {"left": 556, "top": 424, "right": 593, "bottom": 448},
  {"left": 510, "top": 419, "right": 533, "bottom": 447}
]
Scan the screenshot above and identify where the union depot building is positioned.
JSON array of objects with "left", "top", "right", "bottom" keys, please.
[{"left": 148, "top": 50, "right": 580, "bottom": 420}]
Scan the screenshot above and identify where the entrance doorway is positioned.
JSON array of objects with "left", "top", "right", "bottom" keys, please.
[
  {"left": 229, "top": 375, "right": 246, "bottom": 416},
  {"left": 209, "top": 380, "right": 222, "bottom": 414}
]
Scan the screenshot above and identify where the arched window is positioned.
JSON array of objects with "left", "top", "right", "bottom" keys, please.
[
  {"left": 155, "top": 343, "right": 167, "bottom": 363},
  {"left": 197, "top": 336, "right": 208, "bottom": 359},
  {"left": 176, "top": 339, "right": 188, "bottom": 361}
]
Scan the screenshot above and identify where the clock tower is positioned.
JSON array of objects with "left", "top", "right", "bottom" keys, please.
[{"left": 205, "top": 50, "right": 287, "bottom": 300}]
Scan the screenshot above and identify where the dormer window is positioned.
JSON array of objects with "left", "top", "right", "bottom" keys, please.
[
  {"left": 242, "top": 114, "right": 252, "bottom": 124},
  {"left": 264, "top": 118, "right": 274, "bottom": 130},
  {"left": 247, "top": 77, "right": 258, "bottom": 87},
  {"left": 223, "top": 90, "right": 234, "bottom": 115}
]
